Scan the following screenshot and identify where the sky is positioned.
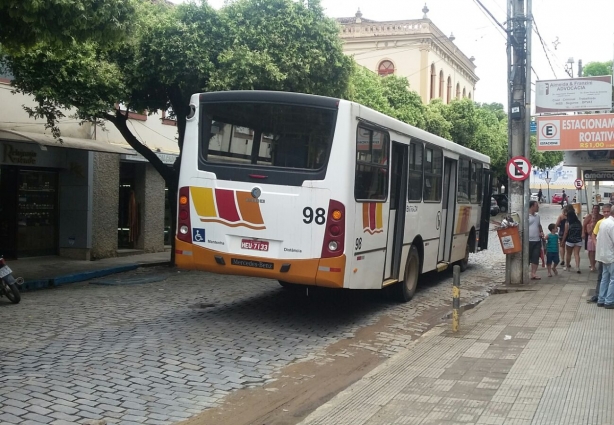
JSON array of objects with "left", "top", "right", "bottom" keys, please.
[{"left": 170, "top": 0, "right": 614, "bottom": 107}]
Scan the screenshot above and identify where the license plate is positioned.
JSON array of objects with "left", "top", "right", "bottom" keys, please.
[
  {"left": 0, "top": 266, "right": 12, "bottom": 278},
  {"left": 241, "top": 239, "right": 269, "bottom": 252}
]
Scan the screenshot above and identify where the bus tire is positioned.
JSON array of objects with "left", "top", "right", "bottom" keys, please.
[
  {"left": 459, "top": 239, "right": 470, "bottom": 272},
  {"left": 394, "top": 246, "right": 420, "bottom": 302}
]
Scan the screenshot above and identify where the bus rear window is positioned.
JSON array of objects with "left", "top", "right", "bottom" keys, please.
[{"left": 201, "top": 102, "right": 336, "bottom": 170}]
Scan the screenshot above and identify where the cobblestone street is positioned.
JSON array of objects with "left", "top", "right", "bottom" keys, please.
[{"left": 0, "top": 216, "right": 516, "bottom": 424}]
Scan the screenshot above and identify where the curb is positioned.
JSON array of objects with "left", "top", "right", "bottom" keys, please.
[{"left": 19, "top": 262, "right": 173, "bottom": 292}]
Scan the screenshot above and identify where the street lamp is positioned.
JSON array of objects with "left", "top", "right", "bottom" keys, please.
[{"left": 565, "top": 57, "right": 575, "bottom": 78}]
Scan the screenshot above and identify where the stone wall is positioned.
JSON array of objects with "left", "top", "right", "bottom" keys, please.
[
  {"left": 91, "top": 152, "right": 119, "bottom": 258},
  {"left": 135, "top": 162, "right": 165, "bottom": 253}
]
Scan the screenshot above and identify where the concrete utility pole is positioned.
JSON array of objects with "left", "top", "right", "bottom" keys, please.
[{"left": 506, "top": 0, "right": 531, "bottom": 285}]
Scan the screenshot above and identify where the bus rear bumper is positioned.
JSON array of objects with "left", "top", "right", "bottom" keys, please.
[{"left": 175, "top": 239, "right": 346, "bottom": 288}]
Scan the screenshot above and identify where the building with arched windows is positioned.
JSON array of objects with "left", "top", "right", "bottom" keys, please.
[{"left": 337, "top": 6, "right": 478, "bottom": 104}]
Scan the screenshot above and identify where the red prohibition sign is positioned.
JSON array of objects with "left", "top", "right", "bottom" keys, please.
[{"left": 506, "top": 156, "right": 531, "bottom": 182}]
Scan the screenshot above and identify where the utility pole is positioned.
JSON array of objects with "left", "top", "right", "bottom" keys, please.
[
  {"left": 578, "top": 59, "right": 583, "bottom": 77},
  {"left": 506, "top": 0, "right": 531, "bottom": 285}
]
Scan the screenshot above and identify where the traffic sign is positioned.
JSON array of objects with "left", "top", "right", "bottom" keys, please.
[
  {"left": 506, "top": 156, "right": 531, "bottom": 182},
  {"left": 544, "top": 177, "right": 551, "bottom": 184},
  {"left": 574, "top": 178, "right": 584, "bottom": 189},
  {"left": 530, "top": 120, "right": 537, "bottom": 135}
]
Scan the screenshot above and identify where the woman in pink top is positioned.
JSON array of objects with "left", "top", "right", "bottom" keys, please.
[{"left": 583, "top": 205, "right": 602, "bottom": 272}]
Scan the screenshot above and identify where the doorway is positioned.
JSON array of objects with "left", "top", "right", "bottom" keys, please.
[
  {"left": 384, "top": 142, "right": 408, "bottom": 280},
  {"left": 438, "top": 158, "right": 457, "bottom": 262}
]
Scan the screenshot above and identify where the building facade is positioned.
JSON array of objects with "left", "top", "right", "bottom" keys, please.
[
  {"left": 0, "top": 75, "right": 178, "bottom": 260},
  {"left": 337, "top": 6, "right": 479, "bottom": 104}
]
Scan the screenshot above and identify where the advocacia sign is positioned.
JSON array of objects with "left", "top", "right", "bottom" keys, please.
[
  {"left": 535, "top": 76, "right": 612, "bottom": 113},
  {"left": 537, "top": 113, "right": 614, "bottom": 151}
]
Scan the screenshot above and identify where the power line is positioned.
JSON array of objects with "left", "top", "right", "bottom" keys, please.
[
  {"left": 471, "top": 0, "right": 508, "bottom": 39},
  {"left": 532, "top": 17, "right": 557, "bottom": 78}
]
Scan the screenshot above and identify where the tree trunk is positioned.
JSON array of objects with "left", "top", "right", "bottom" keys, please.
[{"left": 104, "top": 111, "right": 178, "bottom": 264}]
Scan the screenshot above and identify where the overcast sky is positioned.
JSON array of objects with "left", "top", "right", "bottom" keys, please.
[{"left": 170, "top": 0, "right": 614, "bottom": 107}]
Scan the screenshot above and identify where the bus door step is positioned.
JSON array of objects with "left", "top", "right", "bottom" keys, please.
[
  {"left": 382, "top": 278, "right": 398, "bottom": 287},
  {"left": 436, "top": 262, "right": 449, "bottom": 272}
]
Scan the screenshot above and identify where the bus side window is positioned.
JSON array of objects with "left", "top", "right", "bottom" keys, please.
[
  {"left": 423, "top": 147, "right": 442, "bottom": 202},
  {"left": 471, "top": 162, "right": 482, "bottom": 204},
  {"left": 458, "top": 158, "right": 470, "bottom": 203},
  {"left": 408, "top": 142, "right": 423, "bottom": 202},
  {"left": 355, "top": 126, "right": 389, "bottom": 201}
]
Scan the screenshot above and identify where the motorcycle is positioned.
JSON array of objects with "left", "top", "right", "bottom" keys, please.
[{"left": 0, "top": 257, "right": 21, "bottom": 304}]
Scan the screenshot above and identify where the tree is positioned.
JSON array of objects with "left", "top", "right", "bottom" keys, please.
[
  {"left": 2, "top": 0, "right": 354, "bottom": 262},
  {"left": 346, "top": 64, "right": 394, "bottom": 115},
  {"left": 0, "top": 0, "right": 138, "bottom": 52},
  {"left": 582, "top": 60, "right": 613, "bottom": 77}
]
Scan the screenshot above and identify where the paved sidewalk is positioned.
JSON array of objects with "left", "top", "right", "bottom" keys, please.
[
  {"left": 9, "top": 251, "right": 171, "bottom": 291},
  {"left": 300, "top": 268, "right": 613, "bottom": 425}
]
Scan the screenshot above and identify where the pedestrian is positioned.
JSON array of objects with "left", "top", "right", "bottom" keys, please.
[
  {"left": 561, "top": 190, "right": 567, "bottom": 209},
  {"left": 595, "top": 205, "right": 614, "bottom": 308},
  {"left": 528, "top": 200, "right": 544, "bottom": 280},
  {"left": 537, "top": 188, "right": 543, "bottom": 203},
  {"left": 555, "top": 208, "right": 568, "bottom": 266},
  {"left": 588, "top": 204, "right": 611, "bottom": 303},
  {"left": 562, "top": 209, "right": 582, "bottom": 273},
  {"left": 583, "top": 205, "right": 602, "bottom": 272},
  {"left": 545, "top": 223, "right": 559, "bottom": 277}
]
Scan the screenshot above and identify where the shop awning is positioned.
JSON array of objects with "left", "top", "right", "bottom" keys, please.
[{"left": 0, "top": 129, "right": 134, "bottom": 155}]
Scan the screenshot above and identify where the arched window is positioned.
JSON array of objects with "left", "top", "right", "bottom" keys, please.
[
  {"left": 462, "top": 87, "right": 467, "bottom": 98},
  {"left": 439, "top": 70, "right": 444, "bottom": 99},
  {"left": 456, "top": 83, "right": 460, "bottom": 99},
  {"left": 430, "top": 64, "right": 436, "bottom": 100},
  {"left": 378, "top": 60, "right": 395, "bottom": 76},
  {"left": 468, "top": 92, "right": 472, "bottom": 100},
  {"left": 447, "top": 76, "right": 452, "bottom": 104}
]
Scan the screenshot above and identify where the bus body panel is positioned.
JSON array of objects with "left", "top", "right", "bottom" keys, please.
[
  {"left": 178, "top": 91, "right": 491, "bottom": 291},
  {"left": 186, "top": 177, "right": 331, "bottom": 260}
]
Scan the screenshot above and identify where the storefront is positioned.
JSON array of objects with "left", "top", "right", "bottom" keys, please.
[{"left": 0, "top": 129, "right": 131, "bottom": 259}]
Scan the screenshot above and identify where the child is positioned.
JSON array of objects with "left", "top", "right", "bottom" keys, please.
[{"left": 545, "top": 223, "right": 560, "bottom": 277}]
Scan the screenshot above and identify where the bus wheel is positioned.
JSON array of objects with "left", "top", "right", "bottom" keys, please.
[
  {"left": 459, "top": 240, "right": 470, "bottom": 272},
  {"left": 395, "top": 246, "right": 420, "bottom": 302}
]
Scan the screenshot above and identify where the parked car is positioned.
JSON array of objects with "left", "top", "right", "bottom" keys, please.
[
  {"left": 551, "top": 193, "right": 564, "bottom": 204},
  {"left": 492, "top": 194, "right": 508, "bottom": 213},
  {"left": 490, "top": 197, "right": 500, "bottom": 216}
]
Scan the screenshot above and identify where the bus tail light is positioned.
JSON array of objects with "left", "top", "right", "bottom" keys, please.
[
  {"left": 177, "top": 186, "right": 192, "bottom": 243},
  {"left": 321, "top": 200, "right": 345, "bottom": 258}
]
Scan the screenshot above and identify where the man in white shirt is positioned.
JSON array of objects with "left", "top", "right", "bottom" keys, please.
[
  {"left": 528, "top": 200, "right": 544, "bottom": 280},
  {"left": 595, "top": 212, "right": 614, "bottom": 308}
]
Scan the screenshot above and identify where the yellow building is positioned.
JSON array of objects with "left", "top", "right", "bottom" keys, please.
[{"left": 337, "top": 5, "right": 478, "bottom": 104}]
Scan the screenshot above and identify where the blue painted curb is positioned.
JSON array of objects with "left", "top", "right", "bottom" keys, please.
[
  {"left": 20, "top": 279, "right": 51, "bottom": 292},
  {"left": 52, "top": 264, "right": 139, "bottom": 286}
]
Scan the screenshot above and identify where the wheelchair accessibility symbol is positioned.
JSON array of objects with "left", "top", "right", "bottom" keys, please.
[{"left": 193, "top": 228, "right": 205, "bottom": 242}]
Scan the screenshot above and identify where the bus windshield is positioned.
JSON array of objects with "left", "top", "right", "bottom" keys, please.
[{"left": 201, "top": 102, "right": 337, "bottom": 170}]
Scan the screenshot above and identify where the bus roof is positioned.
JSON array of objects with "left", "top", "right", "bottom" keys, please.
[{"left": 194, "top": 91, "right": 491, "bottom": 165}]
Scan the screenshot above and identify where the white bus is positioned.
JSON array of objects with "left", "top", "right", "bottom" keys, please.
[{"left": 175, "top": 91, "right": 491, "bottom": 301}]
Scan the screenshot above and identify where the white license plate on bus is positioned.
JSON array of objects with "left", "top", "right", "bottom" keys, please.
[
  {"left": 0, "top": 266, "right": 12, "bottom": 278},
  {"left": 241, "top": 239, "right": 269, "bottom": 252}
]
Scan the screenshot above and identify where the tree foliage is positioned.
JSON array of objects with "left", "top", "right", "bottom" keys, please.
[
  {"left": 0, "top": 0, "right": 138, "bottom": 52},
  {"left": 582, "top": 60, "right": 613, "bottom": 77}
]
